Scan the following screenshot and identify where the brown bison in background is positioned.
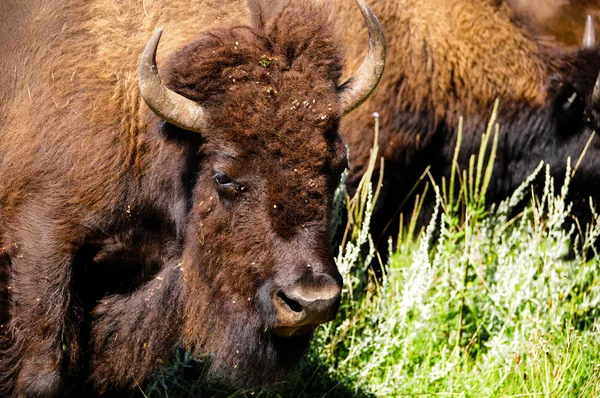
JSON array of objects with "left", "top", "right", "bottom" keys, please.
[
  {"left": 334, "top": 0, "right": 600, "bottom": 248},
  {"left": 0, "top": 0, "right": 384, "bottom": 395}
]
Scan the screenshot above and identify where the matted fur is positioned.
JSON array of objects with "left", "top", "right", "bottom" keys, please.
[{"left": 0, "top": 0, "right": 351, "bottom": 395}]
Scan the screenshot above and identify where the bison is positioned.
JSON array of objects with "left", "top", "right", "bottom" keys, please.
[
  {"left": 333, "top": 0, "right": 600, "bottom": 248},
  {"left": 0, "top": 0, "right": 385, "bottom": 395}
]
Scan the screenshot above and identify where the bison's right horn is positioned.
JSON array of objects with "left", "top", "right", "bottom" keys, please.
[
  {"left": 583, "top": 15, "right": 596, "bottom": 48},
  {"left": 337, "top": 0, "right": 386, "bottom": 116},
  {"left": 139, "top": 29, "right": 207, "bottom": 133}
]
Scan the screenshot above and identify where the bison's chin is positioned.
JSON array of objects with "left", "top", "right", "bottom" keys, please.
[
  {"left": 207, "top": 334, "right": 312, "bottom": 389},
  {"left": 195, "top": 312, "right": 313, "bottom": 389}
]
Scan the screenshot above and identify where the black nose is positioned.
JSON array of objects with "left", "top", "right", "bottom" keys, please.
[{"left": 273, "top": 273, "right": 342, "bottom": 333}]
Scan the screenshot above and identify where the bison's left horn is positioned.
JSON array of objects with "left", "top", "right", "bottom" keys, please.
[
  {"left": 139, "top": 29, "right": 207, "bottom": 133},
  {"left": 583, "top": 15, "right": 596, "bottom": 48},
  {"left": 337, "top": 0, "right": 386, "bottom": 116}
]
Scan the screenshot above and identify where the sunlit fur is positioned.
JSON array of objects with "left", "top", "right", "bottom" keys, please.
[{"left": 0, "top": 0, "right": 349, "bottom": 395}]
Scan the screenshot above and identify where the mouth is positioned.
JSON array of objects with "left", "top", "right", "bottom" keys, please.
[{"left": 272, "top": 324, "right": 318, "bottom": 337}]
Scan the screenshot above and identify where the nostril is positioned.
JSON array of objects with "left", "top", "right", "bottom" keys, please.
[{"left": 277, "top": 291, "right": 303, "bottom": 313}]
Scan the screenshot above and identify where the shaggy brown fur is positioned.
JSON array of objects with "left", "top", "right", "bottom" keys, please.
[
  {"left": 0, "top": 0, "right": 352, "bottom": 395},
  {"left": 331, "top": 0, "right": 600, "bottom": 250}
]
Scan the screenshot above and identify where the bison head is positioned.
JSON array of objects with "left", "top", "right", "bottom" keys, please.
[
  {"left": 542, "top": 29, "right": 600, "bottom": 222},
  {"left": 478, "top": 17, "right": 600, "bottom": 223},
  {"left": 135, "top": 0, "right": 384, "bottom": 388}
]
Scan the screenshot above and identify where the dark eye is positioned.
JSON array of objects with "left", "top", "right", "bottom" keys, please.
[
  {"left": 214, "top": 172, "right": 233, "bottom": 186},
  {"left": 213, "top": 171, "right": 243, "bottom": 195}
]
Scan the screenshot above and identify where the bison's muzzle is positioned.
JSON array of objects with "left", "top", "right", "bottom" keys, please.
[{"left": 272, "top": 272, "right": 342, "bottom": 336}]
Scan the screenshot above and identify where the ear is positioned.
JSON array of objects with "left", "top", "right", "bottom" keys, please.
[
  {"left": 331, "top": 135, "right": 350, "bottom": 174},
  {"left": 247, "top": 0, "right": 289, "bottom": 28},
  {"left": 547, "top": 76, "right": 586, "bottom": 136}
]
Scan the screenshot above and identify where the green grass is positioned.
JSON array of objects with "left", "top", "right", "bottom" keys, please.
[{"left": 145, "top": 107, "right": 600, "bottom": 397}]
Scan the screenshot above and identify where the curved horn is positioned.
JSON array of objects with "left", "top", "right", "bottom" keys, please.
[
  {"left": 592, "top": 71, "right": 600, "bottom": 110},
  {"left": 139, "top": 29, "right": 207, "bottom": 133},
  {"left": 583, "top": 15, "right": 596, "bottom": 49},
  {"left": 337, "top": 0, "right": 386, "bottom": 116}
]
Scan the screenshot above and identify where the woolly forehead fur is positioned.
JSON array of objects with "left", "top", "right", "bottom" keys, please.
[
  {"left": 162, "top": 3, "right": 345, "bottom": 233},
  {"left": 163, "top": 3, "right": 343, "bottom": 148}
]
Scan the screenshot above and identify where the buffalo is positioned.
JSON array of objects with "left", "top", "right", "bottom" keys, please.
[
  {"left": 334, "top": 0, "right": 600, "bottom": 248},
  {"left": 0, "top": 0, "right": 385, "bottom": 395}
]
